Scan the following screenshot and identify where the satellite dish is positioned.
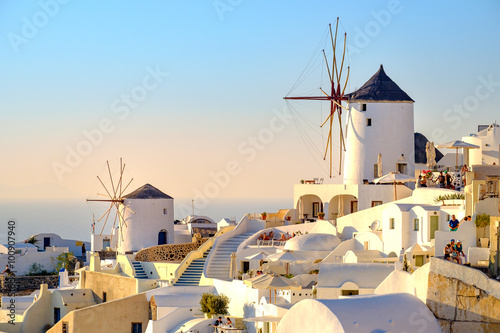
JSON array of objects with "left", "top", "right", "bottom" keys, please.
[{"left": 370, "top": 220, "right": 380, "bottom": 231}]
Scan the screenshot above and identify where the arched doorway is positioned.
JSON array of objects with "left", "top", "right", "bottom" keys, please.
[
  {"left": 328, "top": 194, "right": 358, "bottom": 222},
  {"left": 296, "top": 194, "right": 322, "bottom": 220},
  {"left": 158, "top": 229, "right": 167, "bottom": 245}
]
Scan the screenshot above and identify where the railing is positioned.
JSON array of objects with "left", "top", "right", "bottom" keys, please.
[{"left": 172, "top": 226, "right": 235, "bottom": 285}]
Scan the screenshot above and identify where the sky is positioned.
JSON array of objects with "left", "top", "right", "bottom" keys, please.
[{"left": 1, "top": 0, "right": 500, "bottom": 205}]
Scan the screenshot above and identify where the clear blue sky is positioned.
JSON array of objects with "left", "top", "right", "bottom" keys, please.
[{"left": 1, "top": 0, "right": 499, "bottom": 201}]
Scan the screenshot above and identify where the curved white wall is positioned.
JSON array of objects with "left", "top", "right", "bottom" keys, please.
[
  {"left": 344, "top": 102, "right": 415, "bottom": 184},
  {"left": 119, "top": 198, "right": 174, "bottom": 253}
]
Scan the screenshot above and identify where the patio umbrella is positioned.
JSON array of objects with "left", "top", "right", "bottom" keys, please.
[
  {"left": 245, "top": 251, "right": 271, "bottom": 271},
  {"left": 373, "top": 171, "right": 416, "bottom": 201},
  {"left": 377, "top": 153, "right": 383, "bottom": 177},
  {"left": 229, "top": 251, "right": 238, "bottom": 280},
  {"left": 267, "top": 250, "right": 308, "bottom": 275},
  {"left": 426, "top": 142, "right": 437, "bottom": 168},
  {"left": 250, "top": 274, "right": 300, "bottom": 303},
  {"left": 436, "top": 140, "right": 480, "bottom": 171}
]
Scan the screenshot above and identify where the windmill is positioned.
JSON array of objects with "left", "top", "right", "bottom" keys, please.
[
  {"left": 86, "top": 158, "right": 135, "bottom": 245},
  {"left": 284, "top": 18, "right": 350, "bottom": 178}
]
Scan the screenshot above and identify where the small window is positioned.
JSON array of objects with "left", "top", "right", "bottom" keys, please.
[
  {"left": 102, "top": 291, "right": 107, "bottom": 302},
  {"left": 389, "top": 218, "right": 395, "bottom": 229},
  {"left": 367, "top": 118, "right": 372, "bottom": 126},
  {"left": 62, "top": 322, "right": 69, "bottom": 333},
  {"left": 363, "top": 241, "right": 369, "bottom": 250},
  {"left": 371, "top": 201, "right": 382, "bottom": 207},
  {"left": 414, "top": 218, "right": 420, "bottom": 231},
  {"left": 163, "top": 208, "right": 168, "bottom": 214},
  {"left": 54, "top": 307, "right": 61, "bottom": 324},
  {"left": 131, "top": 323, "right": 142, "bottom": 333},
  {"left": 341, "top": 290, "right": 359, "bottom": 296},
  {"left": 361, "top": 103, "right": 367, "bottom": 111}
]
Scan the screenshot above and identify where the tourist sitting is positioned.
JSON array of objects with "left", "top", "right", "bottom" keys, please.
[
  {"left": 445, "top": 171, "right": 452, "bottom": 189},
  {"left": 444, "top": 244, "right": 453, "bottom": 261},
  {"left": 269, "top": 231, "right": 274, "bottom": 239},
  {"left": 280, "top": 233, "right": 286, "bottom": 241},
  {"left": 226, "top": 318, "right": 233, "bottom": 327},
  {"left": 449, "top": 239, "right": 459, "bottom": 263},
  {"left": 286, "top": 232, "right": 291, "bottom": 239},
  {"left": 1, "top": 265, "right": 13, "bottom": 276},
  {"left": 258, "top": 233, "right": 265, "bottom": 241},
  {"left": 454, "top": 240, "right": 466, "bottom": 264},
  {"left": 449, "top": 215, "right": 460, "bottom": 231}
]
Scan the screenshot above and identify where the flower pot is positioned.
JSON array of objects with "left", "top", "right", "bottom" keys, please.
[{"left": 286, "top": 216, "right": 291, "bottom": 221}]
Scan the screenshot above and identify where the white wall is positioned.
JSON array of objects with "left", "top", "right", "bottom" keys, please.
[
  {"left": 119, "top": 198, "right": 174, "bottom": 253},
  {"left": 344, "top": 102, "right": 415, "bottom": 185}
]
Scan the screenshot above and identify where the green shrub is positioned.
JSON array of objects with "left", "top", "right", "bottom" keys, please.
[{"left": 199, "top": 292, "right": 230, "bottom": 316}]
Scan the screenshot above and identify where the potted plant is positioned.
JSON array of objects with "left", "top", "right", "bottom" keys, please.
[
  {"left": 300, "top": 180, "right": 305, "bottom": 184},
  {"left": 200, "top": 292, "right": 230, "bottom": 318},
  {"left": 261, "top": 212, "right": 267, "bottom": 220},
  {"left": 475, "top": 213, "right": 490, "bottom": 247},
  {"left": 317, "top": 212, "right": 325, "bottom": 220}
]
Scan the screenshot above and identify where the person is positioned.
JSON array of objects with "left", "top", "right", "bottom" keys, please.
[
  {"left": 454, "top": 240, "right": 466, "bottom": 264},
  {"left": 445, "top": 171, "right": 452, "bottom": 189},
  {"left": 214, "top": 317, "right": 223, "bottom": 326},
  {"left": 82, "top": 243, "right": 86, "bottom": 261},
  {"left": 416, "top": 176, "right": 422, "bottom": 188},
  {"left": 449, "top": 215, "right": 460, "bottom": 231},
  {"left": 437, "top": 172, "right": 445, "bottom": 188},
  {"left": 420, "top": 176, "right": 427, "bottom": 187},
  {"left": 2, "top": 265, "right": 11, "bottom": 276},
  {"left": 461, "top": 164, "right": 469, "bottom": 185},
  {"left": 444, "top": 243, "right": 453, "bottom": 261},
  {"left": 226, "top": 318, "right": 233, "bottom": 327},
  {"left": 449, "top": 239, "right": 459, "bottom": 263},
  {"left": 280, "top": 233, "right": 286, "bottom": 241}
]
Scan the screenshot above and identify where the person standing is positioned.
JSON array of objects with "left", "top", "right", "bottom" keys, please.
[{"left": 449, "top": 215, "right": 460, "bottom": 231}]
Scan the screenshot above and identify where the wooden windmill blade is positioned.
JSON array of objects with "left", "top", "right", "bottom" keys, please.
[
  {"left": 86, "top": 158, "right": 133, "bottom": 239},
  {"left": 284, "top": 18, "right": 350, "bottom": 178}
]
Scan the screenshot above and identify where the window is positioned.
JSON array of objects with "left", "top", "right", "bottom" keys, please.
[
  {"left": 163, "top": 208, "right": 167, "bottom": 214},
  {"left": 363, "top": 241, "right": 369, "bottom": 250},
  {"left": 350, "top": 201, "right": 358, "bottom": 213},
  {"left": 389, "top": 218, "right": 395, "bottom": 229},
  {"left": 414, "top": 218, "right": 420, "bottom": 231},
  {"left": 102, "top": 291, "right": 107, "bottom": 302},
  {"left": 242, "top": 261, "right": 250, "bottom": 273},
  {"left": 371, "top": 201, "right": 382, "bottom": 207},
  {"left": 54, "top": 307, "right": 60, "bottom": 323},
  {"left": 62, "top": 322, "right": 68, "bottom": 333},
  {"left": 131, "top": 323, "right": 142, "bottom": 333},
  {"left": 312, "top": 202, "right": 321, "bottom": 217},
  {"left": 341, "top": 290, "right": 359, "bottom": 296},
  {"left": 367, "top": 118, "right": 372, "bottom": 126},
  {"left": 361, "top": 103, "right": 367, "bottom": 111}
]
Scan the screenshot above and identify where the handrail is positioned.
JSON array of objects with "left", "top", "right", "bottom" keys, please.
[{"left": 172, "top": 226, "right": 235, "bottom": 284}]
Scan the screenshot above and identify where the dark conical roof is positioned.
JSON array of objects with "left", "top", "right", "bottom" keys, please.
[
  {"left": 348, "top": 65, "right": 414, "bottom": 102},
  {"left": 123, "top": 183, "right": 173, "bottom": 199}
]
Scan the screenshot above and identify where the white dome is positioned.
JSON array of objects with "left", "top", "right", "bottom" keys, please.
[{"left": 284, "top": 233, "right": 341, "bottom": 252}]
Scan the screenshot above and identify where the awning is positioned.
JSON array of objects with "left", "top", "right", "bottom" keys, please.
[{"left": 244, "top": 316, "right": 282, "bottom": 323}]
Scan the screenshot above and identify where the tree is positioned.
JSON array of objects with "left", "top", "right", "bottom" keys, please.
[
  {"left": 199, "top": 292, "right": 230, "bottom": 316},
  {"left": 25, "top": 236, "right": 39, "bottom": 248},
  {"left": 51, "top": 252, "right": 76, "bottom": 273},
  {"left": 475, "top": 213, "right": 491, "bottom": 238}
]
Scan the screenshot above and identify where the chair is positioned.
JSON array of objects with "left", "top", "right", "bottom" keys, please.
[
  {"left": 318, "top": 178, "right": 324, "bottom": 184},
  {"left": 313, "top": 177, "right": 319, "bottom": 184}
]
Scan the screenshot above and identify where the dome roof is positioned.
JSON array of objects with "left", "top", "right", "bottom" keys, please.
[{"left": 284, "top": 233, "right": 341, "bottom": 252}]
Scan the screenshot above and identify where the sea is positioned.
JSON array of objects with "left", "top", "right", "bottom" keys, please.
[{"left": 0, "top": 197, "right": 291, "bottom": 244}]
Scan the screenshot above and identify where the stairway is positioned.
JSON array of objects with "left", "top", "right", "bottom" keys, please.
[
  {"left": 206, "top": 232, "right": 254, "bottom": 280},
  {"left": 131, "top": 261, "right": 148, "bottom": 279},
  {"left": 174, "top": 248, "right": 211, "bottom": 286}
]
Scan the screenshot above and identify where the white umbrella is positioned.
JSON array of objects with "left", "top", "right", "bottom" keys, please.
[
  {"left": 436, "top": 140, "right": 480, "bottom": 170},
  {"left": 229, "top": 251, "right": 238, "bottom": 280},
  {"left": 373, "top": 171, "right": 416, "bottom": 201},
  {"left": 377, "top": 153, "right": 383, "bottom": 178},
  {"left": 267, "top": 250, "right": 308, "bottom": 275},
  {"left": 250, "top": 274, "right": 300, "bottom": 303},
  {"left": 245, "top": 251, "right": 271, "bottom": 271},
  {"left": 426, "top": 142, "right": 437, "bottom": 168}
]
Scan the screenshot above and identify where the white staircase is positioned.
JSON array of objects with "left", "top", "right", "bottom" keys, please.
[{"left": 205, "top": 232, "right": 254, "bottom": 280}]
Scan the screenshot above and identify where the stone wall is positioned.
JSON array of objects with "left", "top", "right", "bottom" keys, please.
[
  {"left": 424, "top": 258, "right": 500, "bottom": 332},
  {"left": 0, "top": 275, "right": 59, "bottom": 294},
  {"left": 134, "top": 237, "right": 207, "bottom": 262},
  {"left": 97, "top": 250, "right": 117, "bottom": 260}
]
